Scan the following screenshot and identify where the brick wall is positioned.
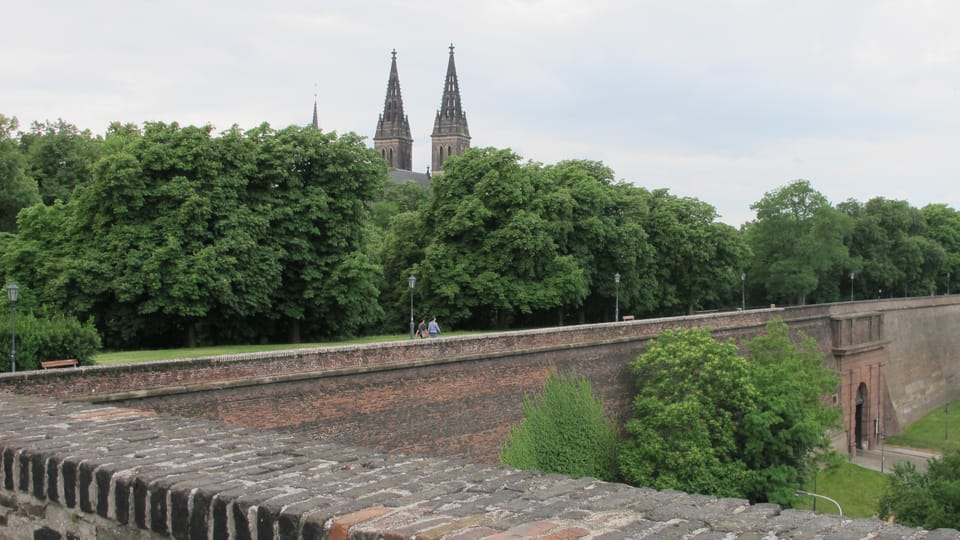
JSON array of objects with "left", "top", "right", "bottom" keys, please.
[{"left": 0, "top": 393, "right": 943, "bottom": 539}]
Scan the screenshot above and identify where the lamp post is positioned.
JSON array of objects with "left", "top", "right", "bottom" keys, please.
[
  {"left": 796, "top": 490, "right": 844, "bottom": 520},
  {"left": 7, "top": 283, "right": 17, "bottom": 373},
  {"left": 614, "top": 273, "right": 620, "bottom": 322},
  {"left": 948, "top": 272, "right": 951, "bottom": 295},
  {"left": 849, "top": 272, "right": 855, "bottom": 302},
  {"left": 946, "top": 403, "right": 949, "bottom": 441},
  {"left": 740, "top": 272, "right": 746, "bottom": 311},
  {"left": 408, "top": 275, "right": 416, "bottom": 340}
]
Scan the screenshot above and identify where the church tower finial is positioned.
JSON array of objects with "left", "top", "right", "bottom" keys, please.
[
  {"left": 373, "top": 48, "right": 413, "bottom": 170},
  {"left": 431, "top": 43, "right": 470, "bottom": 175},
  {"left": 311, "top": 83, "right": 320, "bottom": 130}
]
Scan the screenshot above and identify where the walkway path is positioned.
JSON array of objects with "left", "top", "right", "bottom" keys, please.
[{"left": 851, "top": 445, "right": 940, "bottom": 473}]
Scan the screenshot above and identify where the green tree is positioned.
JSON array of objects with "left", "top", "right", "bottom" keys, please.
[
  {"left": 739, "top": 320, "right": 841, "bottom": 503},
  {"left": 249, "top": 124, "right": 386, "bottom": 341},
  {"left": 745, "top": 180, "right": 851, "bottom": 305},
  {"left": 878, "top": 449, "right": 960, "bottom": 529},
  {"left": 19, "top": 119, "right": 101, "bottom": 204},
  {"left": 499, "top": 370, "right": 619, "bottom": 481},
  {"left": 920, "top": 203, "right": 960, "bottom": 295},
  {"left": 418, "top": 148, "right": 588, "bottom": 328},
  {"left": 619, "top": 320, "right": 840, "bottom": 504},
  {"left": 642, "top": 189, "right": 748, "bottom": 314},
  {"left": 844, "top": 198, "right": 945, "bottom": 298},
  {"left": 619, "top": 327, "right": 757, "bottom": 497},
  {"left": 540, "top": 161, "right": 656, "bottom": 324},
  {"left": 0, "top": 115, "right": 40, "bottom": 233}
]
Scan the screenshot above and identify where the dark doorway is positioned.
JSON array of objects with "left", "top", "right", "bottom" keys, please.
[{"left": 855, "top": 384, "right": 867, "bottom": 450}]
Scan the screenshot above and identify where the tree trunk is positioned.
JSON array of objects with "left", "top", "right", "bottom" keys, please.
[{"left": 287, "top": 319, "right": 301, "bottom": 344}]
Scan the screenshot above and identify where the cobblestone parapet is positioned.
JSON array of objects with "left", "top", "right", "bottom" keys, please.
[{"left": 1, "top": 393, "right": 953, "bottom": 539}]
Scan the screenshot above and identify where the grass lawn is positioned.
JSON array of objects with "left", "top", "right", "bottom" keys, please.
[
  {"left": 794, "top": 460, "right": 887, "bottom": 519},
  {"left": 92, "top": 332, "right": 473, "bottom": 365},
  {"left": 884, "top": 398, "right": 960, "bottom": 454}
]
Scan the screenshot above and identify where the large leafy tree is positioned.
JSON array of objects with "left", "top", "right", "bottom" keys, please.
[
  {"left": 745, "top": 180, "right": 851, "bottom": 305},
  {"left": 619, "top": 327, "right": 757, "bottom": 497},
  {"left": 878, "top": 449, "right": 960, "bottom": 529},
  {"left": 539, "top": 160, "right": 655, "bottom": 324},
  {"left": 843, "top": 198, "right": 946, "bottom": 298},
  {"left": 418, "top": 148, "right": 588, "bottom": 328},
  {"left": 0, "top": 115, "right": 40, "bottom": 233},
  {"left": 19, "top": 119, "right": 101, "bottom": 204},
  {"left": 921, "top": 204, "right": 960, "bottom": 295},
  {"left": 642, "top": 189, "right": 748, "bottom": 315},
  {"left": 619, "top": 320, "right": 840, "bottom": 504},
  {"left": 248, "top": 124, "right": 386, "bottom": 342}
]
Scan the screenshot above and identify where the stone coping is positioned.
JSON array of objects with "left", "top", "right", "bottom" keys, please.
[{"left": 2, "top": 392, "right": 953, "bottom": 539}]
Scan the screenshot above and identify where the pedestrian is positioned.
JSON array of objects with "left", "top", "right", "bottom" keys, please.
[
  {"left": 427, "top": 316, "right": 440, "bottom": 338},
  {"left": 417, "top": 319, "right": 427, "bottom": 338}
]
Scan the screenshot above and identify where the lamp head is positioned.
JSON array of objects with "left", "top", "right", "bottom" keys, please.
[
  {"left": 614, "top": 273, "right": 620, "bottom": 283},
  {"left": 6, "top": 283, "right": 18, "bottom": 304},
  {"left": 408, "top": 275, "right": 416, "bottom": 289}
]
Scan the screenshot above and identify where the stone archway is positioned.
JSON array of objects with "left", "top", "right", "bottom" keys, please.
[{"left": 831, "top": 312, "right": 888, "bottom": 457}]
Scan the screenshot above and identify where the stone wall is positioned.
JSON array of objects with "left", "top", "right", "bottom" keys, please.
[{"left": 1, "top": 393, "right": 949, "bottom": 539}]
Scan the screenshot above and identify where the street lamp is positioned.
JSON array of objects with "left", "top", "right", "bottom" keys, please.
[
  {"left": 614, "top": 273, "right": 620, "bottom": 322},
  {"left": 7, "top": 283, "right": 18, "bottom": 373},
  {"left": 408, "top": 275, "right": 416, "bottom": 340},
  {"left": 948, "top": 272, "right": 951, "bottom": 295},
  {"left": 849, "top": 272, "right": 855, "bottom": 302},
  {"left": 740, "top": 272, "right": 746, "bottom": 311}
]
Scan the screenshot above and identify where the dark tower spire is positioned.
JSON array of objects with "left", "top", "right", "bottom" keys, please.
[
  {"left": 374, "top": 49, "right": 413, "bottom": 170},
  {"left": 311, "top": 85, "right": 320, "bottom": 130},
  {"left": 431, "top": 43, "right": 471, "bottom": 175}
]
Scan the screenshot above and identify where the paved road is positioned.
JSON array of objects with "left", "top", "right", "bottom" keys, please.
[{"left": 851, "top": 445, "right": 940, "bottom": 473}]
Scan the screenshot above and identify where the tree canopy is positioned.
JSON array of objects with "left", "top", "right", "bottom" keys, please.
[
  {"left": 618, "top": 320, "right": 840, "bottom": 504},
  {"left": 879, "top": 449, "right": 960, "bottom": 530}
]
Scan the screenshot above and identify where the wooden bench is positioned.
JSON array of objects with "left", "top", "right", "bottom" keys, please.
[
  {"left": 40, "top": 358, "right": 79, "bottom": 369},
  {"left": 621, "top": 315, "right": 635, "bottom": 321}
]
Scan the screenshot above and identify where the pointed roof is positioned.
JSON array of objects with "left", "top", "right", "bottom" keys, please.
[
  {"left": 375, "top": 49, "right": 412, "bottom": 140},
  {"left": 311, "top": 95, "right": 319, "bottom": 130},
  {"left": 433, "top": 44, "right": 470, "bottom": 137}
]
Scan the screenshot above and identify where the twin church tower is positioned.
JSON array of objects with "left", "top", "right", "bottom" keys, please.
[{"left": 372, "top": 45, "right": 471, "bottom": 177}]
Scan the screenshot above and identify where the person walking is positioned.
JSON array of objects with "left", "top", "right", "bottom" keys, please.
[
  {"left": 427, "top": 316, "right": 440, "bottom": 338},
  {"left": 417, "top": 319, "right": 427, "bottom": 339}
]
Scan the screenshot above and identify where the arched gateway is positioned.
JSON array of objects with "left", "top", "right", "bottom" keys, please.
[{"left": 831, "top": 312, "right": 887, "bottom": 456}]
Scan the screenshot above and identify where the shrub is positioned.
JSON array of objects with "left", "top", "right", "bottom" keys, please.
[
  {"left": 499, "top": 370, "right": 619, "bottom": 481},
  {"left": 0, "top": 312, "right": 101, "bottom": 371}
]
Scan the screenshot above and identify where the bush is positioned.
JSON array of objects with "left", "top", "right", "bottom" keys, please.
[
  {"left": 0, "top": 312, "right": 101, "bottom": 371},
  {"left": 499, "top": 370, "right": 619, "bottom": 481}
]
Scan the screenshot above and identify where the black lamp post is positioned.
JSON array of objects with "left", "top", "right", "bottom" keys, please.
[
  {"left": 614, "top": 273, "right": 620, "bottom": 322},
  {"left": 849, "top": 272, "right": 855, "bottom": 302},
  {"left": 740, "top": 272, "right": 746, "bottom": 310},
  {"left": 7, "top": 283, "right": 17, "bottom": 373},
  {"left": 408, "top": 275, "right": 416, "bottom": 340}
]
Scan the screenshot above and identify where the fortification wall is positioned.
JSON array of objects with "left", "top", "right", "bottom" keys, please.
[{"left": 0, "top": 393, "right": 942, "bottom": 539}]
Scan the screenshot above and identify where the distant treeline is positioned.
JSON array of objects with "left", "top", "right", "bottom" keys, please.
[{"left": 1, "top": 115, "right": 957, "bottom": 350}]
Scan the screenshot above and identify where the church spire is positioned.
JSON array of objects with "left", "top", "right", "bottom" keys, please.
[
  {"left": 374, "top": 49, "right": 413, "bottom": 170},
  {"left": 310, "top": 82, "right": 321, "bottom": 130},
  {"left": 431, "top": 43, "right": 470, "bottom": 175}
]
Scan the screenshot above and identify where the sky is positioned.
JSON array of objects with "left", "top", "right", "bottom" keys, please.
[{"left": 5, "top": 1, "right": 959, "bottom": 226}]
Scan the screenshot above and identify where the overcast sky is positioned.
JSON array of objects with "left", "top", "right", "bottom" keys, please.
[{"left": 5, "top": 1, "right": 958, "bottom": 226}]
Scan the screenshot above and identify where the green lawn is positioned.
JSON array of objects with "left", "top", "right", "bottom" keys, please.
[
  {"left": 794, "top": 460, "right": 887, "bottom": 518},
  {"left": 92, "top": 332, "right": 474, "bottom": 365},
  {"left": 885, "top": 398, "right": 960, "bottom": 454},
  {"left": 794, "top": 399, "right": 960, "bottom": 519}
]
